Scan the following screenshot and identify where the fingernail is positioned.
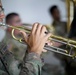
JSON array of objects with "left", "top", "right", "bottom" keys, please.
[{"left": 35, "top": 22, "right": 39, "bottom": 25}]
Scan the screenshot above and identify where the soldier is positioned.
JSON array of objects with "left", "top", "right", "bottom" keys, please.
[
  {"left": 41, "top": 5, "right": 68, "bottom": 75},
  {"left": 0, "top": 3, "right": 51, "bottom": 75},
  {"left": 49, "top": 5, "right": 67, "bottom": 37},
  {"left": 0, "top": 18, "right": 51, "bottom": 75},
  {"left": 4, "top": 13, "right": 27, "bottom": 61},
  {"left": 0, "top": 9, "right": 20, "bottom": 75}
]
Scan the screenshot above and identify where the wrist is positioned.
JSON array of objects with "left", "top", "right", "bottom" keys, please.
[
  {"left": 30, "top": 50, "right": 41, "bottom": 56},
  {"left": 29, "top": 48, "right": 42, "bottom": 56}
]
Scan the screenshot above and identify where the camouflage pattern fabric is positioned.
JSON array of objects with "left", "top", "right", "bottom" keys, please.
[
  {"left": 52, "top": 21, "right": 67, "bottom": 37},
  {"left": 0, "top": 32, "right": 43, "bottom": 75}
]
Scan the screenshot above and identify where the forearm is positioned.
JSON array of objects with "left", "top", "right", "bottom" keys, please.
[{"left": 19, "top": 52, "right": 43, "bottom": 75}]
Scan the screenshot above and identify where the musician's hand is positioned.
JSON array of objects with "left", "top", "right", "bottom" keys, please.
[{"left": 20, "top": 23, "right": 51, "bottom": 55}]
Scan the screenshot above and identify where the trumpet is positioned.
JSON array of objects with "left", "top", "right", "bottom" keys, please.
[
  {"left": 0, "top": 0, "right": 76, "bottom": 58},
  {"left": 0, "top": 23, "right": 76, "bottom": 59}
]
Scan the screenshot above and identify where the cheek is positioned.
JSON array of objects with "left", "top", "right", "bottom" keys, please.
[
  {"left": 55, "top": 14, "right": 58, "bottom": 17},
  {"left": 16, "top": 22, "right": 22, "bottom": 26},
  {"left": 8, "top": 28, "right": 12, "bottom": 32},
  {"left": 12, "top": 22, "right": 20, "bottom": 26},
  {"left": 11, "top": 23, "right": 16, "bottom": 26},
  {"left": 56, "top": 13, "right": 60, "bottom": 17}
]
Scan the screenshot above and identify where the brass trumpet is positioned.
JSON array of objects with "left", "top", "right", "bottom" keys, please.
[
  {"left": 0, "top": 23, "right": 76, "bottom": 58},
  {"left": 0, "top": 0, "right": 76, "bottom": 58}
]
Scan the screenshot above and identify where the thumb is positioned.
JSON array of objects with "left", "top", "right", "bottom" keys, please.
[{"left": 20, "top": 31, "right": 27, "bottom": 43}]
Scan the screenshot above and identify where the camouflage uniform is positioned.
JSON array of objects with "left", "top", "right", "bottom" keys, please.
[
  {"left": 2, "top": 32, "right": 27, "bottom": 61},
  {"left": 42, "top": 21, "right": 67, "bottom": 75},
  {"left": 0, "top": 31, "right": 43, "bottom": 75},
  {"left": 46, "top": 21, "right": 67, "bottom": 37},
  {"left": 52, "top": 21, "right": 67, "bottom": 37},
  {"left": 20, "top": 52, "right": 43, "bottom": 75},
  {"left": 0, "top": 46, "right": 43, "bottom": 75},
  {"left": 0, "top": 42, "right": 20, "bottom": 75}
]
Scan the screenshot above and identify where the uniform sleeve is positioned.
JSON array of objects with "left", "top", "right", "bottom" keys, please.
[
  {"left": 19, "top": 52, "right": 43, "bottom": 75},
  {"left": 0, "top": 70, "right": 8, "bottom": 75},
  {"left": 2, "top": 50, "right": 20, "bottom": 75}
]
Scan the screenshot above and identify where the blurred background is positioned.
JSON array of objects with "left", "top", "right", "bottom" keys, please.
[
  {"left": 1, "top": 0, "right": 76, "bottom": 75},
  {"left": 1, "top": 0, "right": 72, "bottom": 40},
  {"left": 2, "top": 0, "right": 67, "bottom": 24}
]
